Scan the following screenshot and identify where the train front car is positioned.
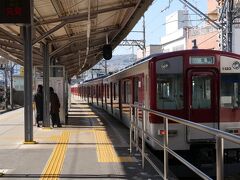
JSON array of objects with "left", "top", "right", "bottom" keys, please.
[{"left": 148, "top": 49, "right": 240, "bottom": 158}]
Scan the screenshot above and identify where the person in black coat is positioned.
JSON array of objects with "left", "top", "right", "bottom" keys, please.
[
  {"left": 34, "top": 85, "right": 43, "bottom": 127},
  {"left": 49, "top": 87, "right": 62, "bottom": 127}
]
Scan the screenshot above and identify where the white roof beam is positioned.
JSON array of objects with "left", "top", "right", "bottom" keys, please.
[
  {"left": 0, "top": 48, "right": 23, "bottom": 65},
  {"left": 50, "top": 25, "right": 119, "bottom": 43},
  {"left": 80, "top": 0, "right": 92, "bottom": 72},
  {"left": 0, "top": 27, "right": 23, "bottom": 44},
  {"left": 35, "top": 3, "right": 136, "bottom": 26},
  {"left": 32, "top": 22, "right": 66, "bottom": 45}
]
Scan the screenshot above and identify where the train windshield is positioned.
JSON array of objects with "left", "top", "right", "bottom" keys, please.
[
  {"left": 156, "top": 56, "right": 183, "bottom": 110},
  {"left": 221, "top": 74, "right": 240, "bottom": 108}
]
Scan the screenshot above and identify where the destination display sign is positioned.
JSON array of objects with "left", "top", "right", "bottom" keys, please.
[
  {"left": 0, "top": 0, "right": 31, "bottom": 24},
  {"left": 190, "top": 56, "right": 215, "bottom": 65}
]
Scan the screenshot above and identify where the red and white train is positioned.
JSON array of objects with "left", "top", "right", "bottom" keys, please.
[{"left": 72, "top": 49, "right": 240, "bottom": 154}]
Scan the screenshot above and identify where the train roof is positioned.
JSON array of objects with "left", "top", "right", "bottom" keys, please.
[
  {"left": 83, "top": 75, "right": 108, "bottom": 83},
  {"left": 81, "top": 54, "right": 160, "bottom": 83},
  {"left": 105, "top": 53, "right": 162, "bottom": 79},
  {"left": 107, "top": 49, "right": 240, "bottom": 78},
  {"left": 125, "top": 53, "right": 163, "bottom": 68},
  {"left": 156, "top": 49, "right": 240, "bottom": 58},
  {"left": 83, "top": 49, "right": 240, "bottom": 83}
]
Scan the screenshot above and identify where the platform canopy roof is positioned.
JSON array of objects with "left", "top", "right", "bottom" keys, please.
[{"left": 0, "top": 0, "right": 153, "bottom": 78}]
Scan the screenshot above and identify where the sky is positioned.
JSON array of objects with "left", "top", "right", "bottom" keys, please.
[{"left": 113, "top": 0, "right": 208, "bottom": 55}]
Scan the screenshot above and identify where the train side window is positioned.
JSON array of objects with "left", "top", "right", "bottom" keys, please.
[
  {"left": 133, "top": 77, "right": 139, "bottom": 103},
  {"left": 107, "top": 84, "right": 109, "bottom": 98},
  {"left": 113, "top": 83, "right": 115, "bottom": 100},
  {"left": 221, "top": 74, "right": 240, "bottom": 108},
  {"left": 123, "top": 80, "right": 131, "bottom": 103},
  {"left": 122, "top": 81, "right": 126, "bottom": 102},
  {"left": 103, "top": 84, "right": 107, "bottom": 98},
  {"left": 113, "top": 83, "right": 118, "bottom": 100},
  {"left": 116, "top": 83, "right": 118, "bottom": 100},
  {"left": 99, "top": 85, "right": 101, "bottom": 98},
  {"left": 126, "top": 81, "right": 131, "bottom": 103},
  {"left": 91, "top": 86, "right": 93, "bottom": 96},
  {"left": 95, "top": 85, "right": 99, "bottom": 98},
  {"left": 156, "top": 56, "right": 183, "bottom": 110}
]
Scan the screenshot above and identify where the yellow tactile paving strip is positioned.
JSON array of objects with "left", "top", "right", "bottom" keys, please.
[
  {"left": 94, "top": 128, "right": 133, "bottom": 163},
  {"left": 48, "top": 135, "right": 60, "bottom": 143},
  {"left": 38, "top": 100, "right": 133, "bottom": 179},
  {"left": 40, "top": 131, "right": 70, "bottom": 180}
]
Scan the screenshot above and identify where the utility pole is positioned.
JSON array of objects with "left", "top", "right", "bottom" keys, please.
[
  {"left": 143, "top": 15, "right": 146, "bottom": 58},
  {"left": 179, "top": 0, "right": 240, "bottom": 52},
  {"left": 218, "top": 0, "right": 235, "bottom": 52},
  {"left": 226, "top": 0, "right": 233, "bottom": 52}
]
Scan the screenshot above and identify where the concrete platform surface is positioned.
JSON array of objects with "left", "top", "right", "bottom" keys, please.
[{"left": 0, "top": 97, "right": 161, "bottom": 180}]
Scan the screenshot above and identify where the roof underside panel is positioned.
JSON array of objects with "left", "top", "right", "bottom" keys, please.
[{"left": 0, "top": 0, "right": 154, "bottom": 78}]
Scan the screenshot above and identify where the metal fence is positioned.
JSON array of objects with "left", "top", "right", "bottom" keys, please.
[{"left": 129, "top": 104, "right": 240, "bottom": 180}]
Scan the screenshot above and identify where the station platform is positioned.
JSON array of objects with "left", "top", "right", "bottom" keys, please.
[{"left": 0, "top": 98, "right": 161, "bottom": 179}]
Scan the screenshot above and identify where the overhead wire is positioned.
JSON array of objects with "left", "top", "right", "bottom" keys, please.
[
  {"left": 160, "top": 0, "right": 173, "bottom": 12},
  {"left": 197, "top": 32, "right": 219, "bottom": 46},
  {"left": 148, "top": 0, "right": 206, "bottom": 35}
]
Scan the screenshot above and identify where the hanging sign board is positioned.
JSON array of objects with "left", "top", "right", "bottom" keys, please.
[{"left": 0, "top": 0, "right": 31, "bottom": 24}]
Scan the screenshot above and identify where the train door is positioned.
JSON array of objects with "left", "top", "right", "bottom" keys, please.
[
  {"left": 133, "top": 75, "right": 144, "bottom": 105},
  {"left": 91, "top": 86, "right": 94, "bottom": 104},
  {"left": 110, "top": 82, "right": 113, "bottom": 114},
  {"left": 121, "top": 80, "right": 132, "bottom": 122},
  {"left": 133, "top": 75, "right": 144, "bottom": 121},
  {"left": 105, "top": 84, "right": 107, "bottom": 110},
  {"left": 133, "top": 77, "right": 138, "bottom": 104},
  {"left": 187, "top": 70, "right": 218, "bottom": 141},
  {"left": 119, "top": 80, "right": 122, "bottom": 120},
  {"left": 96, "top": 85, "right": 98, "bottom": 106},
  {"left": 87, "top": 86, "right": 90, "bottom": 103},
  {"left": 101, "top": 84, "right": 104, "bottom": 108}
]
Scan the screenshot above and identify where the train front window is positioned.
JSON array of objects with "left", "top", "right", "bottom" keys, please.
[
  {"left": 156, "top": 56, "right": 183, "bottom": 110},
  {"left": 192, "top": 76, "right": 211, "bottom": 109},
  {"left": 221, "top": 74, "right": 240, "bottom": 108}
]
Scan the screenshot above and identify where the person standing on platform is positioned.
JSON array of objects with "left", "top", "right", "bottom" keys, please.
[
  {"left": 34, "top": 85, "right": 43, "bottom": 127},
  {"left": 49, "top": 87, "right": 62, "bottom": 127}
]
